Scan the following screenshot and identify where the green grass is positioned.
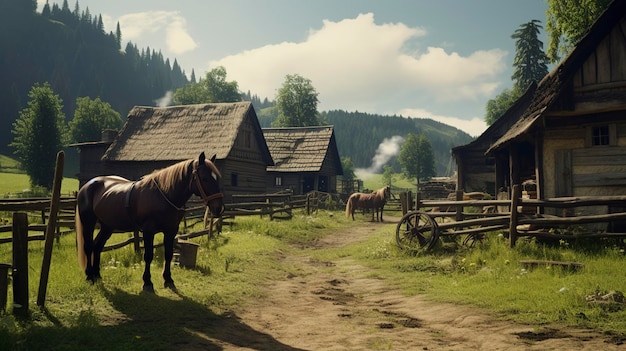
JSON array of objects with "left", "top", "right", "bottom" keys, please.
[
  {"left": 0, "top": 154, "right": 79, "bottom": 197},
  {"left": 1, "top": 204, "right": 626, "bottom": 348},
  {"left": 0, "top": 155, "right": 22, "bottom": 174},
  {"left": 320, "top": 225, "right": 626, "bottom": 335},
  {"left": 0, "top": 172, "right": 79, "bottom": 197},
  {"left": 359, "top": 172, "right": 416, "bottom": 193}
]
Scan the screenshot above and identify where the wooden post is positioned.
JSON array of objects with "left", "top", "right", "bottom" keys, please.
[
  {"left": 414, "top": 192, "right": 419, "bottom": 211},
  {"left": 400, "top": 192, "right": 407, "bottom": 215},
  {"left": 405, "top": 191, "right": 410, "bottom": 210},
  {"left": 0, "top": 263, "right": 10, "bottom": 312},
  {"left": 12, "top": 212, "right": 28, "bottom": 315},
  {"left": 37, "top": 150, "right": 64, "bottom": 307},
  {"left": 455, "top": 190, "right": 464, "bottom": 222},
  {"left": 509, "top": 184, "right": 521, "bottom": 247}
]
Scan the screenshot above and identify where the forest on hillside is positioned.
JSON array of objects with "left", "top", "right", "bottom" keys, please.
[
  {"left": 0, "top": 0, "right": 474, "bottom": 178},
  {"left": 257, "top": 109, "right": 473, "bottom": 176},
  {"left": 0, "top": 0, "right": 189, "bottom": 154}
]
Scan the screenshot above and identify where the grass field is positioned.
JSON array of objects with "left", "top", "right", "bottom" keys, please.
[
  {"left": 0, "top": 154, "right": 79, "bottom": 197},
  {"left": 1, "top": 211, "right": 625, "bottom": 350},
  {"left": 0, "top": 172, "right": 79, "bottom": 197}
]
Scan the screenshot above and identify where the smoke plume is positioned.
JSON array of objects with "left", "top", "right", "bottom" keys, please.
[
  {"left": 154, "top": 91, "right": 173, "bottom": 107},
  {"left": 355, "top": 135, "right": 404, "bottom": 179}
]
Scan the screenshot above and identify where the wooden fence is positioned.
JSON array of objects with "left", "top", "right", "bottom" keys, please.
[{"left": 397, "top": 184, "right": 626, "bottom": 251}]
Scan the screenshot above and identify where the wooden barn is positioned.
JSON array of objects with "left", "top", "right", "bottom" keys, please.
[
  {"left": 263, "top": 126, "right": 343, "bottom": 195},
  {"left": 484, "top": 0, "right": 626, "bottom": 208},
  {"left": 451, "top": 82, "right": 537, "bottom": 195},
  {"left": 74, "top": 102, "right": 274, "bottom": 201}
]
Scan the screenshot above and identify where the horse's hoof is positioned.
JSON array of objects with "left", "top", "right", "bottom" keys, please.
[
  {"left": 164, "top": 281, "right": 177, "bottom": 292},
  {"left": 142, "top": 284, "right": 155, "bottom": 293}
]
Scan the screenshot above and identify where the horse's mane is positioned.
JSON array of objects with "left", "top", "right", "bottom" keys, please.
[
  {"left": 373, "top": 186, "right": 390, "bottom": 201},
  {"left": 142, "top": 158, "right": 222, "bottom": 194},
  {"left": 142, "top": 159, "right": 193, "bottom": 194}
]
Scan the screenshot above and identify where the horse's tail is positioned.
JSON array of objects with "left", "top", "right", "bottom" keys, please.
[
  {"left": 345, "top": 196, "right": 353, "bottom": 218},
  {"left": 75, "top": 204, "right": 88, "bottom": 271}
]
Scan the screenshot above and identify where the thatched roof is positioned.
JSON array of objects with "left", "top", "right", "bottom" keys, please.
[
  {"left": 263, "top": 126, "right": 343, "bottom": 174},
  {"left": 103, "top": 102, "right": 272, "bottom": 164},
  {"left": 487, "top": 0, "right": 626, "bottom": 154}
]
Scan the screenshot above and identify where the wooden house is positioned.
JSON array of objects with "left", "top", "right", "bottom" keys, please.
[
  {"left": 75, "top": 102, "right": 273, "bottom": 201},
  {"left": 485, "top": 0, "right": 626, "bottom": 209},
  {"left": 451, "top": 82, "right": 537, "bottom": 195},
  {"left": 262, "top": 126, "right": 343, "bottom": 195}
]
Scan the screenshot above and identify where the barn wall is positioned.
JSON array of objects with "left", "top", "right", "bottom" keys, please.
[{"left": 543, "top": 120, "right": 626, "bottom": 199}]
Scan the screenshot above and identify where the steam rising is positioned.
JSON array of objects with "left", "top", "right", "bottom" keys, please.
[
  {"left": 155, "top": 91, "right": 173, "bottom": 107},
  {"left": 355, "top": 135, "right": 404, "bottom": 179}
]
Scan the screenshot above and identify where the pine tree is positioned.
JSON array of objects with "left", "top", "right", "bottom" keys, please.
[
  {"left": 511, "top": 20, "right": 549, "bottom": 91},
  {"left": 10, "top": 83, "right": 68, "bottom": 189}
]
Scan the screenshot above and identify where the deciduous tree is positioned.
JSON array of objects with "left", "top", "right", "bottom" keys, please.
[
  {"left": 69, "top": 97, "right": 123, "bottom": 143},
  {"left": 398, "top": 133, "right": 435, "bottom": 189},
  {"left": 546, "top": 0, "right": 612, "bottom": 63},
  {"left": 172, "top": 66, "right": 241, "bottom": 105},
  {"left": 273, "top": 74, "right": 319, "bottom": 127}
]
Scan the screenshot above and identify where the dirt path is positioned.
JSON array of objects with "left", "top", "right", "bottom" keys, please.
[{"left": 228, "top": 216, "right": 623, "bottom": 350}]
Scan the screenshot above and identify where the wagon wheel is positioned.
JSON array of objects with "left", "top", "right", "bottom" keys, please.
[
  {"left": 462, "top": 233, "right": 485, "bottom": 248},
  {"left": 395, "top": 211, "right": 439, "bottom": 251}
]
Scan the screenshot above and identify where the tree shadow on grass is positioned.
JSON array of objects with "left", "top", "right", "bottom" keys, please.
[
  {"left": 100, "top": 287, "right": 307, "bottom": 351},
  {"left": 1, "top": 287, "right": 307, "bottom": 351}
]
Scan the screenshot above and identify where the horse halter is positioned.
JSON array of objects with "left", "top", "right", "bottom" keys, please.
[{"left": 191, "top": 162, "right": 224, "bottom": 207}]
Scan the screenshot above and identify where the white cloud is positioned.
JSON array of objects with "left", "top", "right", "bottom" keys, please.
[
  {"left": 398, "top": 108, "right": 487, "bottom": 137},
  {"left": 118, "top": 11, "right": 197, "bottom": 54},
  {"left": 209, "top": 12, "right": 507, "bottom": 127}
]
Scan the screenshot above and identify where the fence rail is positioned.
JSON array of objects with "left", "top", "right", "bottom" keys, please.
[{"left": 397, "top": 184, "right": 626, "bottom": 251}]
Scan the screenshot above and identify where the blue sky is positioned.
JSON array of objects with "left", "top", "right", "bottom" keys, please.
[{"left": 38, "top": 1, "right": 550, "bottom": 136}]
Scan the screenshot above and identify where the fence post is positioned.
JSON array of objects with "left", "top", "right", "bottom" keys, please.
[
  {"left": 37, "top": 150, "right": 64, "bottom": 307},
  {"left": 509, "top": 184, "right": 521, "bottom": 247},
  {"left": 455, "top": 190, "right": 464, "bottom": 222},
  {"left": 12, "top": 212, "right": 29, "bottom": 316},
  {"left": 0, "top": 263, "right": 10, "bottom": 312},
  {"left": 414, "top": 192, "right": 419, "bottom": 211}
]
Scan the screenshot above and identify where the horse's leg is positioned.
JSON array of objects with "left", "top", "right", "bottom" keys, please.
[
  {"left": 91, "top": 225, "right": 113, "bottom": 281},
  {"left": 78, "top": 209, "right": 98, "bottom": 282},
  {"left": 142, "top": 232, "right": 155, "bottom": 293},
  {"left": 162, "top": 232, "right": 176, "bottom": 291}
]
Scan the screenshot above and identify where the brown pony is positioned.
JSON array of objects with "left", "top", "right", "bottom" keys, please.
[
  {"left": 75, "top": 152, "right": 224, "bottom": 292},
  {"left": 345, "top": 186, "right": 391, "bottom": 222}
]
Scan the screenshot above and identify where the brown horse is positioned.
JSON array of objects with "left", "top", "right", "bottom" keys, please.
[
  {"left": 345, "top": 186, "right": 391, "bottom": 222},
  {"left": 75, "top": 152, "right": 224, "bottom": 292}
]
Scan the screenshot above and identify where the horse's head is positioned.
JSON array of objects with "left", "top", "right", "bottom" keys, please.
[
  {"left": 191, "top": 152, "right": 224, "bottom": 217},
  {"left": 384, "top": 186, "right": 391, "bottom": 199}
]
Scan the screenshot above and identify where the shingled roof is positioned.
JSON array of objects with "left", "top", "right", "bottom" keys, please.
[
  {"left": 263, "top": 126, "right": 343, "bottom": 174},
  {"left": 103, "top": 102, "right": 272, "bottom": 164},
  {"left": 487, "top": 0, "right": 626, "bottom": 154}
]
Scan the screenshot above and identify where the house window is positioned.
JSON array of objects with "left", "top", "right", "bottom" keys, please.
[
  {"left": 592, "top": 125, "right": 610, "bottom": 146},
  {"left": 231, "top": 172, "right": 238, "bottom": 187},
  {"left": 275, "top": 176, "right": 282, "bottom": 186},
  {"left": 586, "top": 123, "right": 616, "bottom": 147}
]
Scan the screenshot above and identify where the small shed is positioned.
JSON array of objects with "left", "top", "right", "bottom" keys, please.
[
  {"left": 486, "top": 0, "right": 626, "bottom": 205},
  {"left": 263, "top": 126, "right": 343, "bottom": 195},
  {"left": 75, "top": 102, "right": 273, "bottom": 201}
]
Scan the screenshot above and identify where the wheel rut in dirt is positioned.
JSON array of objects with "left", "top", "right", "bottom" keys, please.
[{"left": 233, "top": 217, "right": 623, "bottom": 350}]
